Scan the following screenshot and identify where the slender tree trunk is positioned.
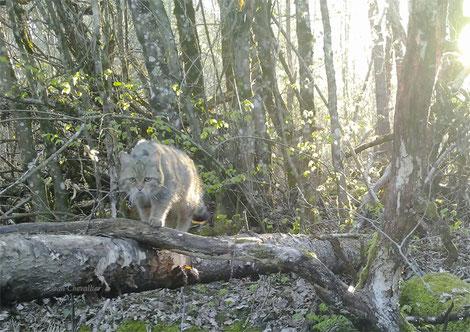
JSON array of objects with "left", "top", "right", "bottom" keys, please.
[
  {"left": 218, "top": 0, "right": 235, "bottom": 94},
  {"left": 251, "top": 0, "right": 301, "bottom": 194},
  {"left": 285, "top": 0, "right": 295, "bottom": 111},
  {"left": 0, "top": 28, "right": 50, "bottom": 222},
  {"left": 174, "top": 0, "right": 207, "bottom": 136},
  {"left": 293, "top": 0, "right": 321, "bottom": 223},
  {"left": 295, "top": 0, "right": 315, "bottom": 127},
  {"left": 251, "top": 46, "right": 272, "bottom": 196},
  {"left": 91, "top": 0, "right": 118, "bottom": 218},
  {"left": 174, "top": 0, "right": 205, "bottom": 101},
  {"left": 341, "top": 0, "right": 350, "bottom": 109},
  {"left": 369, "top": 0, "right": 391, "bottom": 139},
  {"left": 4, "top": 1, "right": 59, "bottom": 221},
  {"left": 115, "top": 0, "right": 129, "bottom": 82},
  {"left": 319, "top": 0, "right": 349, "bottom": 218},
  {"left": 386, "top": 0, "right": 406, "bottom": 80}
]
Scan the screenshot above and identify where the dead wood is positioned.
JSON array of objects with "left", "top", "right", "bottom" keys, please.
[{"left": 0, "top": 219, "right": 363, "bottom": 312}]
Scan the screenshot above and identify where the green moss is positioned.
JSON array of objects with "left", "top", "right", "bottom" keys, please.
[
  {"left": 77, "top": 326, "right": 92, "bottom": 332},
  {"left": 199, "top": 226, "right": 214, "bottom": 236},
  {"left": 399, "top": 273, "right": 470, "bottom": 332},
  {"left": 152, "top": 323, "right": 179, "bottom": 332},
  {"left": 424, "top": 202, "right": 439, "bottom": 222},
  {"left": 306, "top": 313, "right": 357, "bottom": 331},
  {"left": 356, "top": 233, "right": 378, "bottom": 289},
  {"left": 400, "top": 321, "right": 418, "bottom": 332},
  {"left": 116, "top": 320, "right": 149, "bottom": 332},
  {"left": 215, "top": 312, "right": 227, "bottom": 326}
]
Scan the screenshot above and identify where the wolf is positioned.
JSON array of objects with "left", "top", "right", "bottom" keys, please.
[{"left": 119, "top": 140, "right": 209, "bottom": 231}]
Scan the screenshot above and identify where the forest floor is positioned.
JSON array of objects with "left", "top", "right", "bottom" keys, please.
[{"left": 1, "top": 228, "right": 469, "bottom": 332}]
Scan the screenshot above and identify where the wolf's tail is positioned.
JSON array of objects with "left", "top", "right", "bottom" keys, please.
[{"left": 193, "top": 203, "right": 211, "bottom": 221}]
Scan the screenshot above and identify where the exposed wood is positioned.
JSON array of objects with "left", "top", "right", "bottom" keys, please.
[{"left": 0, "top": 219, "right": 362, "bottom": 307}]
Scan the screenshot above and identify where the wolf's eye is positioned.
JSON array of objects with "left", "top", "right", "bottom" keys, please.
[
  {"left": 144, "top": 177, "right": 152, "bottom": 183},
  {"left": 129, "top": 177, "right": 137, "bottom": 183}
]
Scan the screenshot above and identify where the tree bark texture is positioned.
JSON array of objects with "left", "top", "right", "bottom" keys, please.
[
  {"left": 369, "top": 0, "right": 391, "bottom": 137},
  {"left": 386, "top": 0, "right": 406, "bottom": 79},
  {"left": 251, "top": 0, "right": 302, "bottom": 193},
  {"left": 0, "top": 9, "right": 51, "bottom": 222},
  {"left": 362, "top": 1, "right": 448, "bottom": 331},
  {"left": 0, "top": 219, "right": 362, "bottom": 306},
  {"left": 127, "top": 0, "right": 181, "bottom": 125},
  {"left": 174, "top": 0, "right": 205, "bottom": 100},
  {"left": 319, "top": 0, "right": 349, "bottom": 218},
  {"left": 384, "top": 0, "right": 447, "bottom": 243},
  {"left": 295, "top": 0, "right": 315, "bottom": 123}
]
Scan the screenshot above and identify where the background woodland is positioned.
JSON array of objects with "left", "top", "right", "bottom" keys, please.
[
  {"left": 1, "top": 0, "right": 470, "bottom": 331},
  {"left": 0, "top": 0, "right": 413, "bottom": 230}
]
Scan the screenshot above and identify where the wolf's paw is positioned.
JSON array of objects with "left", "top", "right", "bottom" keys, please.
[{"left": 149, "top": 217, "right": 163, "bottom": 228}]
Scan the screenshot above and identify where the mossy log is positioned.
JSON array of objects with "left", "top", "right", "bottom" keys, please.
[{"left": 0, "top": 218, "right": 361, "bottom": 306}]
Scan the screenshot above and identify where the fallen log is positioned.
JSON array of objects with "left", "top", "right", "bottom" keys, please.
[{"left": 0, "top": 219, "right": 362, "bottom": 307}]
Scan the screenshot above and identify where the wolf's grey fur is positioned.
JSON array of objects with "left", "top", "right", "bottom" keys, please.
[{"left": 119, "top": 140, "right": 209, "bottom": 231}]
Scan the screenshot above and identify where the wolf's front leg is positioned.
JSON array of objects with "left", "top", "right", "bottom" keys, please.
[
  {"left": 148, "top": 198, "right": 172, "bottom": 227},
  {"left": 134, "top": 200, "right": 151, "bottom": 223}
]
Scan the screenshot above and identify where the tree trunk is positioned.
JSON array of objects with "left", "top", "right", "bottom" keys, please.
[
  {"left": 127, "top": 0, "right": 181, "bottom": 126},
  {"left": 319, "top": 0, "right": 350, "bottom": 219},
  {"left": 251, "top": 0, "right": 302, "bottom": 196},
  {"left": 361, "top": 1, "right": 448, "bottom": 331},
  {"left": 295, "top": 0, "right": 315, "bottom": 127},
  {"left": 285, "top": 0, "right": 295, "bottom": 111},
  {"left": 90, "top": 0, "right": 118, "bottom": 219},
  {"left": 369, "top": 0, "right": 391, "bottom": 139},
  {"left": 1, "top": 4, "right": 51, "bottom": 222},
  {"left": 174, "top": 0, "right": 205, "bottom": 102},
  {"left": 386, "top": 0, "right": 406, "bottom": 80},
  {"left": 174, "top": 0, "right": 207, "bottom": 136}
]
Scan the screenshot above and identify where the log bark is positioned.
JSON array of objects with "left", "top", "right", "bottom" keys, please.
[{"left": 0, "top": 219, "right": 361, "bottom": 307}]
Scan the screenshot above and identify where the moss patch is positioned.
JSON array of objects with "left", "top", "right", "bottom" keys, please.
[
  {"left": 116, "top": 320, "right": 149, "bottom": 332},
  {"left": 399, "top": 273, "right": 470, "bottom": 331},
  {"left": 77, "top": 326, "right": 92, "bottom": 332},
  {"left": 356, "top": 232, "right": 378, "bottom": 289}
]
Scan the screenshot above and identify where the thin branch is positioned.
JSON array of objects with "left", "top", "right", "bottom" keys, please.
[
  {"left": 345, "top": 133, "right": 394, "bottom": 158},
  {"left": 424, "top": 142, "right": 457, "bottom": 186},
  {"left": 405, "top": 301, "right": 470, "bottom": 325},
  {"left": 346, "top": 140, "right": 382, "bottom": 210},
  {"left": 0, "top": 123, "right": 86, "bottom": 196},
  {"left": 270, "top": 13, "right": 329, "bottom": 108}
]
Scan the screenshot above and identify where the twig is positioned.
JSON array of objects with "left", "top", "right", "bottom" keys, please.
[
  {"left": 0, "top": 195, "right": 31, "bottom": 218},
  {"left": 0, "top": 123, "right": 85, "bottom": 197},
  {"left": 344, "top": 134, "right": 394, "bottom": 159},
  {"left": 424, "top": 142, "right": 457, "bottom": 186},
  {"left": 270, "top": 14, "right": 329, "bottom": 108},
  {"left": 359, "top": 164, "right": 391, "bottom": 210},
  {"left": 180, "top": 287, "right": 186, "bottom": 332},
  {"left": 346, "top": 140, "right": 382, "bottom": 210},
  {"left": 405, "top": 301, "right": 470, "bottom": 325},
  {"left": 352, "top": 210, "right": 429, "bottom": 292}
]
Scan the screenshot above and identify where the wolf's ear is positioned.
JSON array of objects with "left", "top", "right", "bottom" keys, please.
[{"left": 119, "top": 151, "right": 133, "bottom": 165}]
